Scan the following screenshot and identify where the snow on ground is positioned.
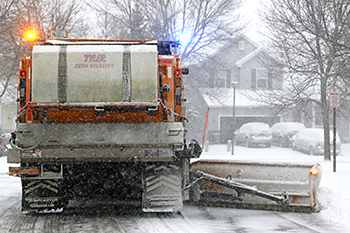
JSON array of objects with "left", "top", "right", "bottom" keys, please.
[
  {"left": 1, "top": 143, "right": 349, "bottom": 229},
  {"left": 196, "top": 143, "right": 350, "bottom": 229}
]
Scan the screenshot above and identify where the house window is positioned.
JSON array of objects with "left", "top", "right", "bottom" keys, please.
[
  {"left": 213, "top": 69, "right": 233, "bottom": 88},
  {"left": 215, "top": 69, "right": 226, "bottom": 88},
  {"left": 238, "top": 40, "right": 245, "bottom": 50},
  {"left": 251, "top": 69, "right": 269, "bottom": 89},
  {"left": 257, "top": 69, "right": 268, "bottom": 88}
]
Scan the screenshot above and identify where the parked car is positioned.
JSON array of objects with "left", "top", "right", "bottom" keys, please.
[
  {"left": 235, "top": 122, "right": 272, "bottom": 148},
  {"left": 291, "top": 128, "right": 341, "bottom": 155},
  {"left": 271, "top": 122, "right": 306, "bottom": 147},
  {"left": 0, "top": 125, "right": 8, "bottom": 157}
]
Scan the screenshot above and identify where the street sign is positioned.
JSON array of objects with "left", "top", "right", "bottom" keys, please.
[{"left": 329, "top": 88, "right": 340, "bottom": 108}]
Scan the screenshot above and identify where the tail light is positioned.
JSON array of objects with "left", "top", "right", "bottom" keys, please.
[
  {"left": 19, "top": 69, "right": 26, "bottom": 107},
  {"left": 174, "top": 69, "right": 181, "bottom": 76},
  {"left": 174, "top": 69, "right": 182, "bottom": 105}
]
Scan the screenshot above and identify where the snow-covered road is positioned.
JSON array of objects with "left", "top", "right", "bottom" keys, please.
[{"left": 1, "top": 144, "right": 349, "bottom": 232}]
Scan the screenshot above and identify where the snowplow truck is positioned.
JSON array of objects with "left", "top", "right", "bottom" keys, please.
[{"left": 8, "top": 31, "right": 322, "bottom": 213}]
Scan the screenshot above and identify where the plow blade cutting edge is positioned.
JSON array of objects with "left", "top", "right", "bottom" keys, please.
[{"left": 190, "top": 160, "right": 322, "bottom": 212}]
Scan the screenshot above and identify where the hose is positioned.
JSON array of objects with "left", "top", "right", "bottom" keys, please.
[{"left": 10, "top": 119, "right": 47, "bottom": 152}]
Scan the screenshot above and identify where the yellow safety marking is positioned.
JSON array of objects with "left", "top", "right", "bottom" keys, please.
[
  {"left": 25, "top": 180, "right": 39, "bottom": 189},
  {"left": 155, "top": 165, "right": 171, "bottom": 171},
  {"left": 146, "top": 175, "right": 179, "bottom": 186},
  {"left": 25, "top": 183, "right": 43, "bottom": 195},
  {"left": 146, "top": 175, "right": 156, "bottom": 181},
  {"left": 43, "top": 180, "right": 58, "bottom": 188},
  {"left": 146, "top": 165, "right": 156, "bottom": 171},
  {"left": 169, "top": 165, "right": 179, "bottom": 170},
  {"left": 146, "top": 181, "right": 180, "bottom": 192},
  {"left": 41, "top": 183, "right": 58, "bottom": 193}
]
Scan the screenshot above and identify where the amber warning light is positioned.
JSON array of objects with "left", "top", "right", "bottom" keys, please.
[
  {"left": 25, "top": 30, "right": 38, "bottom": 41},
  {"left": 311, "top": 170, "right": 318, "bottom": 176}
]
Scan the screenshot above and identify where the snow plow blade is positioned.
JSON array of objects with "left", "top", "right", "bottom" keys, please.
[{"left": 190, "top": 160, "right": 322, "bottom": 212}]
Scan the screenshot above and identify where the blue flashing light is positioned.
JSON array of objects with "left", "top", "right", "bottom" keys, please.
[{"left": 178, "top": 33, "right": 191, "bottom": 45}]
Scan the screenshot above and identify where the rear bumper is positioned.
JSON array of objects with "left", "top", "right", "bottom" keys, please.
[
  {"left": 251, "top": 136, "right": 272, "bottom": 144},
  {"left": 8, "top": 122, "right": 185, "bottom": 163},
  {"left": 8, "top": 146, "right": 177, "bottom": 164}
]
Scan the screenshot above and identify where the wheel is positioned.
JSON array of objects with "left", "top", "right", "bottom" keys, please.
[
  {"left": 245, "top": 138, "right": 252, "bottom": 148},
  {"left": 278, "top": 137, "right": 284, "bottom": 147},
  {"left": 309, "top": 146, "right": 316, "bottom": 156}
]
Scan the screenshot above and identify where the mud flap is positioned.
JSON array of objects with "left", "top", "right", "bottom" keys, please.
[
  {"left": 142, "top": 162, "right": 183, "bottom": 212},
  {"left": 21, "top": 179, "right": 67, "bottom": 212}
]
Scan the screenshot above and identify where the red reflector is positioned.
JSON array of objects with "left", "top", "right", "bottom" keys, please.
[
  {"left": 175, "top": 70, "right": 181, "bottom": 76},
  {"left": 20, "top": 70, "right": 26, "bottom": 77},
  {"left": 9, "top": 168, "right": 40, "bottom": 176}
]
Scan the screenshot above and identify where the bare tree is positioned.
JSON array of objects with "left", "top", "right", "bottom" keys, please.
[
  {"left": 261, "top": 0, "right": 350, "bottom": 160},
  {"left": 44, "top": 0, "right": 90, "bottom": 38},
  {"left": 0, "top": 0, "right": 89, "bottom": 103},
  {"left": 89, "top": 0, "right": 244, "bottom": 62},
  {"left": 0, "top": 0, "right": 24, "bottom": 102}
]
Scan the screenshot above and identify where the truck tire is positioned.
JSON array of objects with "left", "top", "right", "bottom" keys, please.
[
  {"left": 309, "top": 146, "right": 316, "bottom": 156},
  {"left": 278, "top": 137, "right": 284, "bottom": 147},
  {"left": 245, "top": 138, "right": 252, "bottom": 148}
]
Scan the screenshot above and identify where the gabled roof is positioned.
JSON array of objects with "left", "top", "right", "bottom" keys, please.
[
  {"left": 235, "top": 47, "right": 264, "bottom": 68},
  {"left": 200, "top": 88, "right": 269, "bottom": 108},
  {"left": 207, "top": 34, "right": 259, "bottom": 60}
]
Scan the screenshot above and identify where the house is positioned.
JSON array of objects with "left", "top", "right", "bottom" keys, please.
[
  {"left": 184, "top": 35, "right": 350, "bottom": 144},
  {"left": 0, "top": 102, "right": 16, "bottom": 133},
  {"left": 184, "top": 35, "right": 287, "bottom": 144}
]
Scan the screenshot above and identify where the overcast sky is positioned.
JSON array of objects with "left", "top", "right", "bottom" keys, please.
[{"left": 241, "top": 0, "right": 265, "bottom": 43}]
